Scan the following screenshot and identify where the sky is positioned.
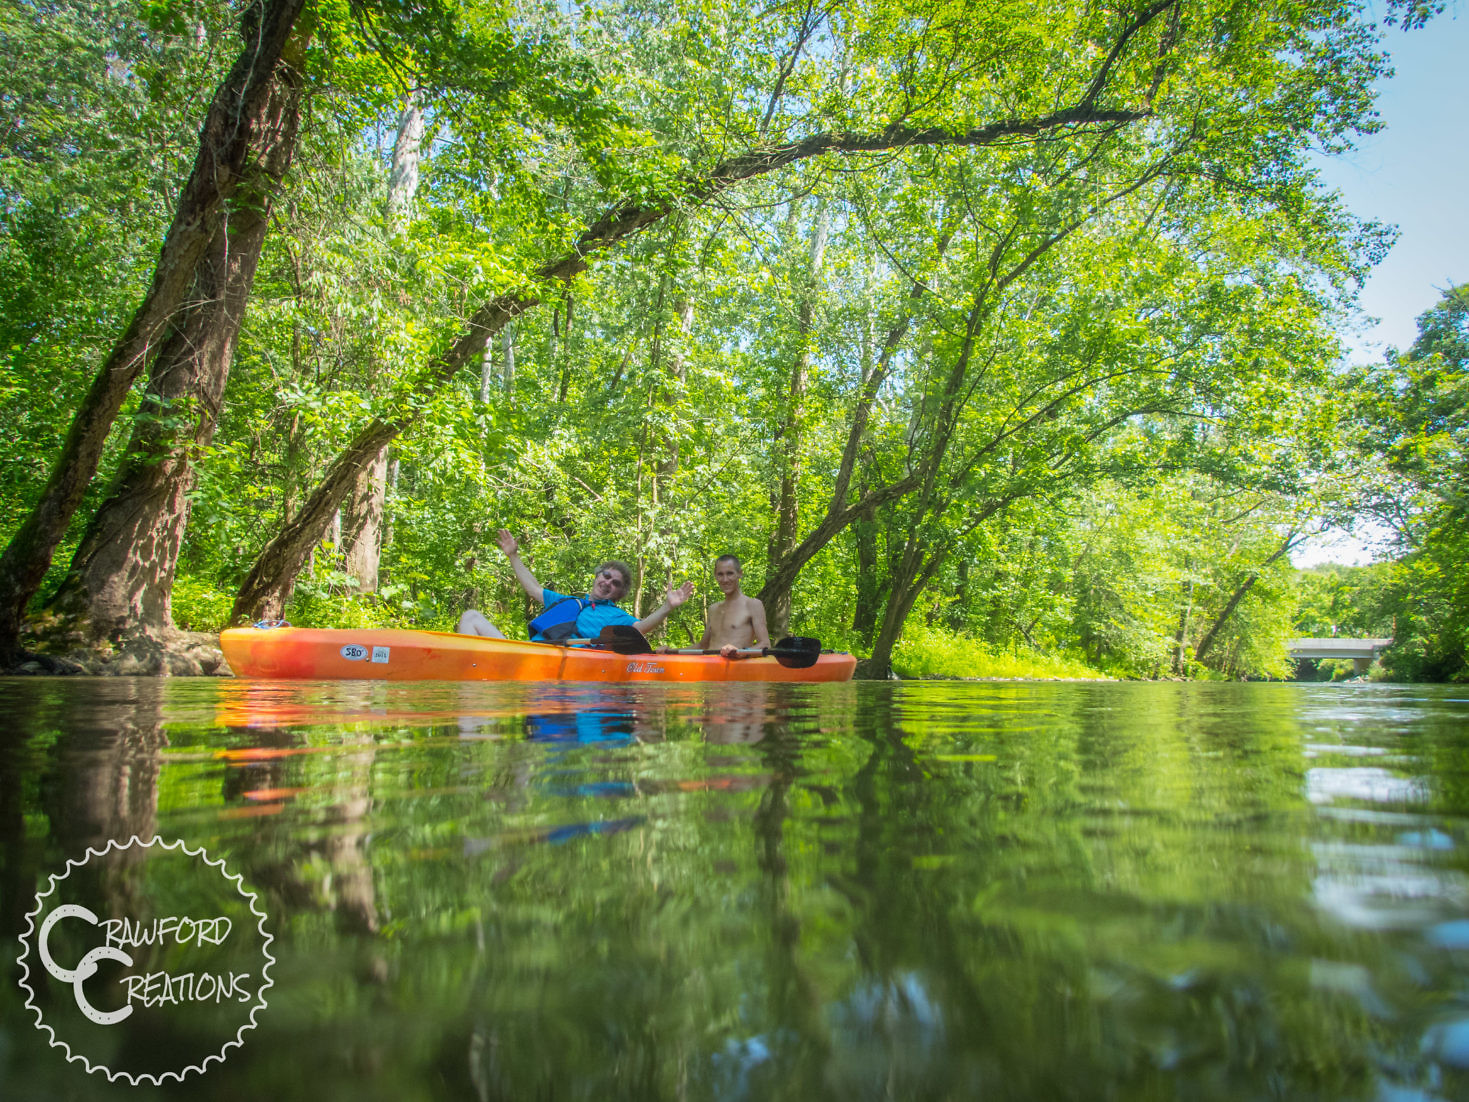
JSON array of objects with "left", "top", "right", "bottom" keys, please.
[
  {"left": 1292, "top": 6, "right": 1467, "bottom": 566},
  {"left": 1317, "top": 6, "right": 1468, "bottom": 360}
]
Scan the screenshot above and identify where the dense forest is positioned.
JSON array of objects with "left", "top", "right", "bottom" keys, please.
[{"left": 0, "top": 0, "right": 1462, "bottom": 680}]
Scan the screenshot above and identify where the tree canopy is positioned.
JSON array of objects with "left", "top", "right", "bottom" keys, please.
[{"left": 0, "top": 0, "right": 1450, "bottom": 679}]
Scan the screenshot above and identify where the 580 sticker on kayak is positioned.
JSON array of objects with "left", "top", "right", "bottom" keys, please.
[{"left": 340, "top": 644, "right": 390, "bottom": 663}]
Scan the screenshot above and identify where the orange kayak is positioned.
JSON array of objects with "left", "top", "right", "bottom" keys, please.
[{"left": 219, "top": 626, "right": 857, "bottom": 683}]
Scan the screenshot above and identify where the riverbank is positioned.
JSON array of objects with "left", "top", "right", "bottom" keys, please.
[
  {"left": 6, "top": 617, "right": 1102, "bottom": 681},
  {"left": 10, "top": 618, "right": 227, "bottom": 676},
  {"left": 890, "top": 626, "right": 1107, "bottom": 680}
]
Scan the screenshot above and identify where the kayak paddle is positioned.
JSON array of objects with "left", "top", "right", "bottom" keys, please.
[
  {"left": 593, "top": 624, "right": 654, "bottom": 654},
  {"left": 673, "top": 636, "right": 822, "bottom": 669},
  {"left": 759, "top": 636, "right": 822, "bottom": 668}
]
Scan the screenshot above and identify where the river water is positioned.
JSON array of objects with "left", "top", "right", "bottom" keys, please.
[{"left": 1, "top": 677, "right": 1467, "bottom": 1100}]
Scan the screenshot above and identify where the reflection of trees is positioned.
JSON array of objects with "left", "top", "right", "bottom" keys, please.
[
  {"left": 45, "top": 680, "right": 165, "bottom": 851},
  {"left": 14, "top": 680, "right": 168, "bottom": 937},
  {"left": 224, "top": 722, "right": 380, "bottom": 935},
  {"left": 0, "top": 684, "right": 48, "bottom": 950},
  {"left": 210, "top": 682, "right": 391, "bottom": 936},
  {"left": 751, "top": 715, "right": 832, "bottom": 1094},
  {"left": 8, "top": 678, "right": 1443, "bottom": 1098},
  {"left": 833, "top": 691, "right": 969, "bottom": 1096}
]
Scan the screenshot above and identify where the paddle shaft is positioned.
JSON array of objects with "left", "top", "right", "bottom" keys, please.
[{"left": 671, "top": 636, "right": 822, "bottom": 668}]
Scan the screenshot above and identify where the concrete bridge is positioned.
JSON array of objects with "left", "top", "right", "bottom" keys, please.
[{"left": 1287, "top": 637, "right": 1393, "bottom": 674}]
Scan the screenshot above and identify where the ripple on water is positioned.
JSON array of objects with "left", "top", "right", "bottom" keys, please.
[
  {"left": 1423, "top": 1018, "right": 1469, "bottom": 1070},
  {"left": 7, "top": 677, "right": 1469, "bottom": 1100},
  {"left": 1304, "top": 742, "right": 1389, "bottom": 757},
  {"left": 1427, "top": 920, "right": 1469, "bottom": 950},
  {"left": 1306, "top": 766, "right": 1429, "bottom": 805}
]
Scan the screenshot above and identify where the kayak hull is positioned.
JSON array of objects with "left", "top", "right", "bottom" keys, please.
[{"left": 219, "top": 627, "right": 857, "bottom": 683}]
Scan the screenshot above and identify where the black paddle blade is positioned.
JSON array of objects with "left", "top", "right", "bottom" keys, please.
[
  {"left": 769, "top": 636, "right": 821, "bottom": 669},
  {"left": 597, "top": 624, "right": 653, "bottom": 654}
]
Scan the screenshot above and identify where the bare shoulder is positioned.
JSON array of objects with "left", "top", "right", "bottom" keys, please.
[{"left": 735, "top": 594, "right": 766, "bottom": 625}]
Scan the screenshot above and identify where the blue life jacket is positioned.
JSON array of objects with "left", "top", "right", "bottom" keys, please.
[{"left": 528, "top": 596, "right": 590, "bottom": 642}]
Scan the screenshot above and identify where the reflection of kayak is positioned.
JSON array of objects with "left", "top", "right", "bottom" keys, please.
[{"left": 220, "top": 627, "right": 858, "bottom": 683}]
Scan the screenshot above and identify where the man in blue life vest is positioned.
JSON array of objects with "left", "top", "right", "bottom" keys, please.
[{"left": 456, "top": 529, "right": 693, "bottom": 642}]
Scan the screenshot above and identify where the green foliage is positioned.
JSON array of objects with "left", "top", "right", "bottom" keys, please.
[
  {"left": 1352, "top": 286, "right": 1469, "bottom": 680},
  {"left": 892, "top": 623, "right": 1103, "bottom": 680},
  {"left": 284, "top": 563, "right": 434, "bottom": 630},
  {"left": 0, "top": 0, "right": 1450, "bottom": 683},
  {"left": 170, "top": 573, "right": 236, "bottom": 632},
  {"left": 0, "top": 0, "right": 232, "bottom": 535},
  {"left": 1293, "top": 564, "right": 1395, "bottom": 638}
]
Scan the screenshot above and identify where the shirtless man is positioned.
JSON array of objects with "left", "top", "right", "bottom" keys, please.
[{"left": 699, "top": 554, "right": 771, "bottom": 658}]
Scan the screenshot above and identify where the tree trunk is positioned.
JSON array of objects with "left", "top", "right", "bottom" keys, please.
[
  {"left": 501, "top": 326, "right": 516, "bottom": 393},
  {"left": 47, "top": 177, "right": 288, "bottom": 637},
  {"left": 1171, "top": 577, "right": 1193, "bottom": 674},
  {"left": 766, "top": 199, "right": 829, "bottom": 636},
  {"left": 386, "top": 92, "right": 424, "bottom": 227},
  {"left": 850, "top": 497, "right": 886, "bottom": 645},
  {"left": 1193, "top": 531, "right": 1300, "bottom": 666},
  {"left": 340, "top": 450, "right": 388, "bottom": 593},
  {"left": 341, "top": 94, "right": 425, "bottom": 592},
  {"left": 865, "top": 543, "right": 948, "bottom": 680},
  {"left": 864, "top": 497, "right": 1007, "bottom": 678},
  {"left": 0, "top": 0, "right": 308, "bottom": 664},
  {"left": 383, "top": 458, "right": 399, "bottom": 552},
  {"left": 478, "top": 335, "right": 496, "bottom": 405}
]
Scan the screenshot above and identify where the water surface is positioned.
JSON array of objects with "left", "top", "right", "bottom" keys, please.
[{"left": 2, "top": 678, "right": 1468, "bottom": 1100}]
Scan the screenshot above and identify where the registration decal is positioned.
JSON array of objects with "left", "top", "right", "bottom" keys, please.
[{"left": 371, "top": 646, "right": 390, "bottom": 663}]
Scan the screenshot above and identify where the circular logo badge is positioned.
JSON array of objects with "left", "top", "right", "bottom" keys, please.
[{"left": 16, "top": 836, "right": 273, "bottom": 1085}]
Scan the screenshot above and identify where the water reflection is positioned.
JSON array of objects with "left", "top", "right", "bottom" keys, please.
[{"left": 1, "top": 679, "right": 1468, "bottom": 1100}]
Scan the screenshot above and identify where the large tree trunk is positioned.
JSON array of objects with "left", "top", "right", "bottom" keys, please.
[
  {"left": 45, "top": 20, "right": 308, "bottom": 646},
  {"left": 0, "top": 0, "right": 308, "bottom": 665}
]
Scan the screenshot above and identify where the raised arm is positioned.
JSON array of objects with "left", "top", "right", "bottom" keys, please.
[
  {"left": 634, "top": 580, "right": 694, "bottom": 637},
  {"left": 498, "top": 529, "right": 543, "bottom": 601}
]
